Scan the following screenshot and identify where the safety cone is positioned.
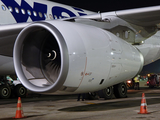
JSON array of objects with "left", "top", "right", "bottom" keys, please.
[
  {"left": 138, "top": 93, "right": 150, "bottom": 114},
  {"left": 13, "top": 97, "right": 25, "bottom": 118}
]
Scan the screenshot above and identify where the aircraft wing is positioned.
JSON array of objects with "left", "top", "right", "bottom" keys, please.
[
  {"left": 114, "top": 5, "right": 160, "bottom": 26},
  {"left": 0, "top": 23, "right": 30, "bottom": 57},
  {"left": 78, "top": 5, "right": 160, "bottom": 27}
]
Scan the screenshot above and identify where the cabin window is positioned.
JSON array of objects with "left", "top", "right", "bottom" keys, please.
[
  {"left": 39, "top": 12, "right": 43, "bottom": 18},
  {"left": 33, "top": 11, "right": 37, "bottom": 16},
  {"left": 21, "top": 9, "right": 25, "bottom": 14},
  {"left": 8, "top": 6, "right": 13, "bottom": 12},
  {"left": 15, "top": 7, "right": 19, "bottom": 13},
  {"left": 27, "top": 10, "right": 31, "bottom": 15},
  {"left": 44, "top": 13, "right": 48, "bottom": 18},
  {"left": 54, "top": 15, "right": 58, "bottom": 19},
  {"left": 1, "top": 5, "right": 6, "bottom": 11}
]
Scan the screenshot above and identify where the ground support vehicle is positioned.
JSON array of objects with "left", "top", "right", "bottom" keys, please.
[
  {"left": 0, "top": 76, "right": 27, "bottom": 99},
  {"left": 147, "top": 74, "right": 160, "bottom": 88}
]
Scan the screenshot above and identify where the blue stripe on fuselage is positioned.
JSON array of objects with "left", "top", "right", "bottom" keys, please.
[
  {"left": 1, "top": 0, "right": 87, "bottom": 23},
  {"left": 1, "top": 0, "right": 47, "bottom": 23},
  {"left": 52, "top": 6, "right": 76, "bottom": 19}
]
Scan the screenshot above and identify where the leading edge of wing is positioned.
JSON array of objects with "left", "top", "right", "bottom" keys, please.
[
  {"left": 114, "top": 5, "right": 160, "bottom": 26},
  {"left": 72, "top": 5, "right": 160, "bottom": 27}
]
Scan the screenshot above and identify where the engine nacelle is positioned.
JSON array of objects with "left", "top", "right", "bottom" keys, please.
[{"left": 13, "top": 21, "right": 144, "bottom": 94}]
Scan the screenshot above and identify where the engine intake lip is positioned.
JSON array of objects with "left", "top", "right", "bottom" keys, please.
[{"left": 13, "top": 22, "right": 69, "bottom": 93}]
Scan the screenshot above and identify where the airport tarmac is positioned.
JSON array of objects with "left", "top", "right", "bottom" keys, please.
[{"left": 0, "top": 88, "right": 160, "bottom": 120}]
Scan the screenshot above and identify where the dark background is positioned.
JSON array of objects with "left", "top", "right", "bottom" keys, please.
[{"left": 48, "top": 0, "right": 160, "bottom": 12}]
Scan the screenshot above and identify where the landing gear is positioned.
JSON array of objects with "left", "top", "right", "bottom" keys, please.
[
  {"left": 114, "top": 82, "right": 127, "bottom": 98},
  {"left": 0, "top": 85, "right": 11, "bottom": 99},
  {"left": 98, "top": 86, "right": 113, "bottom": 99},
  {"left": 86, "top": 82, "right": 128, "bottom": 100},
  {"left": 14, "top": 84, "right": 27, "bottom": 98},
  {"left": 0, "top": 75, "right": 27, "bottom": 99}
]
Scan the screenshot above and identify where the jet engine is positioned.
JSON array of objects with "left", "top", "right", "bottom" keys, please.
[{"left": 13, "top": 21, "right": 144, "bottom": 94}]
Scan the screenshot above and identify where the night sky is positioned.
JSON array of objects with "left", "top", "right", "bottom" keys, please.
[
  {"left": 49, "top": 0, "right": 160, "bottom": 12},
  {"left": 48, "top": 0, "right": 160, "bottom": 75}
]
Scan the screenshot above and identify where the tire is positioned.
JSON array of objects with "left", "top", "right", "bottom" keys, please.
[
  {"left": 14, "top": 84, "right": 27, "bottom": 98},
  {"left": 98, "top": 86, "right": 113, "bottom": 99},
  {"left": 114, "top": 82, "right": 127, "bottom": 98},
  {"left": 0, "top": 85, "right": 11, "bottom": 99}
]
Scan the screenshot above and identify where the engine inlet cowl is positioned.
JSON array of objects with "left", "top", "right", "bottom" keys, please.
[{"left": 14, "top": 22, "right": 69, "bottom": 93}]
